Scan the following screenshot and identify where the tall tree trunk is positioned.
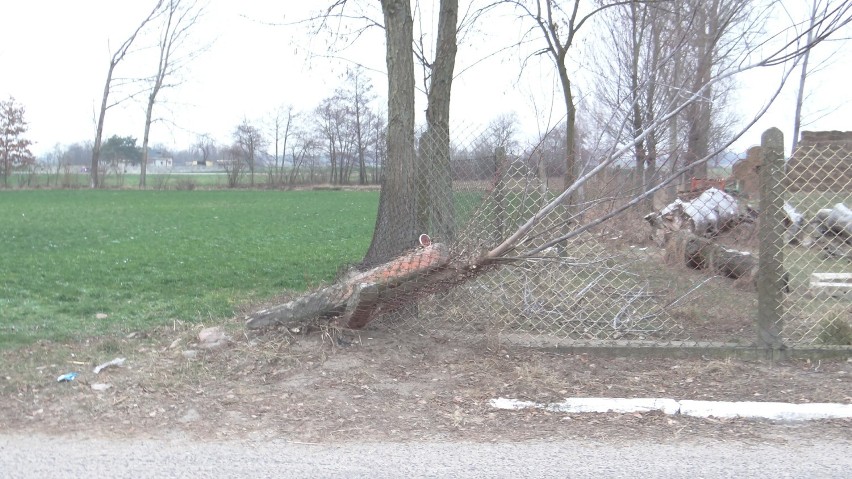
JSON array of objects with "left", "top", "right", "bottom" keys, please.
[
  {"left": 417, "top": 0, "right": 458, "bottom": 243},
  {"left": 629, "top": 1, "right": 647, "bottom": 194},
  {"left": 363, "top": 0, "right": 417, "bottom": 265},
  {"left": 91, "top": 65, "right": 115, "bottom": 189},
  {"left": 685, "top": 5, "right": 713, "bottom": 182},
  {"left": 91, "top": 1, "right": 162, "bottom": 189},
  {"left": 355, "top": 79, "right": 368, "bottom": 185},
  {"left": 557, "top": 60, "right": 576, "bottom": 200},
  {"left": 140, "top": 92, "right": 155, "bottom": 188},
  {"left": 792, "top": 0, "right": 817, "bottom": 155}
]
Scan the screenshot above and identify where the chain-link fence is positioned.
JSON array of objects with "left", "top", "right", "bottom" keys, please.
[
  {"left": 247, "top": 125, "right": 850, "bottom": 353},
  {"left": 771, "top": 131, "right": 852, "bottom": 348}
]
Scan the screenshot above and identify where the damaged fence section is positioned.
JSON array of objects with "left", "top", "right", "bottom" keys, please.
[{"left": 249, "top": 126, "right": 851, "bottom": 354}]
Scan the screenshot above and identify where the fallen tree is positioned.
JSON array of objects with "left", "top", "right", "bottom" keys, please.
[{"left": 246, "top": 237, "right": 455, "bottom": 329}]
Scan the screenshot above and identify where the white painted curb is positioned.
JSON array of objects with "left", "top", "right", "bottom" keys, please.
[{"left": 489, "top": 397, "right": 852, "bottom": 421}]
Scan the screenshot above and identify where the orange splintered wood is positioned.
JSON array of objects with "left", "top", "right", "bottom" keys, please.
[{"left": 349, "top": 243, "right": 450, "bottom": 286}]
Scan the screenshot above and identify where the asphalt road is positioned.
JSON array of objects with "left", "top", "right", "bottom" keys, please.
[{"left": 1, "top": 434, "right": 850, "bottom": 478}]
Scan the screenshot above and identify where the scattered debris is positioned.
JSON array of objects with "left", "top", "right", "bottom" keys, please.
[
  {"left": 90, "top": 383, "right": 112, "bottom": 392},
  {"left": 198, "top": 326, "right": 229, "bottom": 349},
  {"left": 93, "top": 357, "right": 126, "bottom": 374},
  {"left": 169, "top": 338, "right": 182, "bottom": 349},
  {"left": 56, "top": 372, "right": 78, "bottom": 382}
]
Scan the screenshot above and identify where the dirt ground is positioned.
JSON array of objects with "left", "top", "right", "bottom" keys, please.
[{"left": 1, "top": 322, "right": 850, "bottom": 444}]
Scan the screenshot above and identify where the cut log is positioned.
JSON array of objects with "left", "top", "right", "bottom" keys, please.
[
  {"left": 667, "top": 231, "right": 758, "bottom": 281},
  {"left": 645, "top": 188, "right": 742, "bottom": 240},
  {"left": 246, "top": 243, "right": 451, "bottom": 330}
]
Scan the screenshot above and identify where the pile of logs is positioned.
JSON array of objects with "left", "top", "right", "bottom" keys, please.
[
  {"left": 812, "top": 203, "right": 852, "bottom": 241},
  {"left": 646, "top": 187, "right": 850, "bottom": 283},
  {"left": 645, "top": 188, "right": 757, "bottom": 283}
]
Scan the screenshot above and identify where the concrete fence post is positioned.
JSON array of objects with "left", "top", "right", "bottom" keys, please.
[{"left": 757, "top": 128, "right": 785, "bottom": 350}]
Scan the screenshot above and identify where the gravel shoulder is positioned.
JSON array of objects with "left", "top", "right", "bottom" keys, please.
[{"left": 1, "top": 433, "right": 851, "bottom": 479}]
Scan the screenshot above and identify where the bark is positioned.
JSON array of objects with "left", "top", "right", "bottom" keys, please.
[{"left": 363, "top": 0, "right": 417, "bottom": 265}]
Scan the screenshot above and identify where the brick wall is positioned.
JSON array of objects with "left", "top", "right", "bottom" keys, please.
[{"left": 786, "top": 130, "right": 852, "bottom": 193}]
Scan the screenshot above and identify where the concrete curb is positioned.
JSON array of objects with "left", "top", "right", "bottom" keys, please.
[{"left": 489, "top": 397, "right": 852, "bottom": 421}]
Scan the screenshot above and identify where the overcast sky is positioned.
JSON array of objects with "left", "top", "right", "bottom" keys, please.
[{"left": 1, "top": 1, "right": 850, "bottom": 157}]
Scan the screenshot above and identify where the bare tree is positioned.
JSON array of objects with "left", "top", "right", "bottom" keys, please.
[
  {"left": 345, "top": 67, "right": 377, "bottom": 185},
  {"left": 193, "top": 134, "right": 216, "bottom": 166},
  {"left": 267, "top": 106, "right": 295, "bottom": 186},
  {"left": 790, "top": 0, "right": 850, "bottom": 154},
  {"left": 485, "top": 2, "right": 852, "bottom": 260},
  {"left": 221, "top": 145, "right": 246, "bottom": 188},
  {"left": 140, "top": 0, "right": 206, "bottom": 188},
  {"left": 288, "top": 127, "right": 318, "bottom": 186},
  {"left": 315, "top": 92, "right": 349, "bottom": 185},
  {"left": 505, "top": 0, "right": 596, "bottom": 205},
  {"left": 316, "top": 0, "right": 459, "bottom": 261},
  {"left": 234, "top": 120, "right": 266, "bottom": 187},
  {"left": 91, "top": 1, "right": 163, "bottom": 189},
  {"left": 358, "top": 0, "right": 418, "bottom": 264}
]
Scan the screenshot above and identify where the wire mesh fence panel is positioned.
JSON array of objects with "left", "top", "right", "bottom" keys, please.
[
  {"left": 367, "top": 125, "right": 757, "bottom": 348},
  {"left": 775, "top": 139, "right": 852, "bottom": 348}
]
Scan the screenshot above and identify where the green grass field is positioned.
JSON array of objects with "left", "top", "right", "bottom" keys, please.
[{"left": 0, "top": 190, "right": 378, "bottom": 347}]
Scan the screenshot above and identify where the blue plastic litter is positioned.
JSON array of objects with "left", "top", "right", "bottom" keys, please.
[{"left": 57, "top": 372, "right": 79, "bottom": 382}]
